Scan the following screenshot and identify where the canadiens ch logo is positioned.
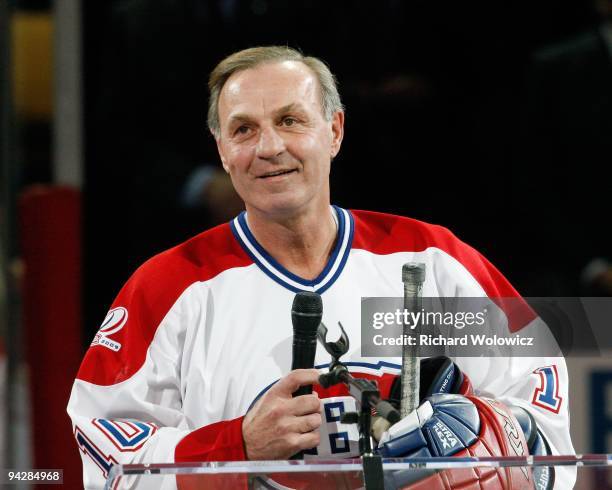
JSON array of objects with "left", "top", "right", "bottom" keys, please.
[{"left": 91, "top": 307, "right": 128, "bottom": 352}]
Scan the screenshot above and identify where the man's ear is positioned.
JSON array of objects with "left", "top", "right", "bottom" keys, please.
[
  {"left": 213, "top": 131, "right": 230, "bottom": 173},
  {"left": 330, "top": 111, "right": 345, "bottom": 159}
]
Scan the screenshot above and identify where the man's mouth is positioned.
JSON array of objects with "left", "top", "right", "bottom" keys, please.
[{"left": 258, "top": 169, "right": 297, "bottom": 179}]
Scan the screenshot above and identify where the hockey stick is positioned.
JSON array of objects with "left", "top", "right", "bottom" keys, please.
[{"left": 400, "top": 263, "right": 426, "bottom": 419}]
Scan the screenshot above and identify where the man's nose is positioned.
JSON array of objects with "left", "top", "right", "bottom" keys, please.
[{"left": 256, "top": 126, "right": 286, "bottom": 159}]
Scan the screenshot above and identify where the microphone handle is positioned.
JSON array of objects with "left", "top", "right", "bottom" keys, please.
[
  {"left": 291, "top": 335, "right": 317, "bottom": 397},
  {"left": 293, "top": 385, "right": 312, "bottom": 397}
]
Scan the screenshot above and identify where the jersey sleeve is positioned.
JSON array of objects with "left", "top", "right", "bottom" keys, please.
[
  {"left": 436, "top": 231, "right": 575, "bottom": 489},
  {"left": 67, "top": 255, "right": 246, "bottom": 490}
]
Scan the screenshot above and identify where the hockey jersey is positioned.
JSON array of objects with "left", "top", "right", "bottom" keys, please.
[{"left": 67, "top": 207, "right": 574, "bottom": 489}]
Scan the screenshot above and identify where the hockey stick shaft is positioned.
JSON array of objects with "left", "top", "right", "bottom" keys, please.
[{"left": 400, "top": 263, "right": 426, "bottom": 418}]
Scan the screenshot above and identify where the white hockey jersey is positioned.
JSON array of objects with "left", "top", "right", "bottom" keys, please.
[{"left": 67, "top": 207, "right": 574, "bottom": 489}]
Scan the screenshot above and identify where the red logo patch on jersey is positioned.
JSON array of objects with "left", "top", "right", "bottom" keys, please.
[{"left": 91, "top": 307, "right": 128, "bottom": 352}]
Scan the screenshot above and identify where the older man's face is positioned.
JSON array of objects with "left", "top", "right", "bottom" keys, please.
[{"left": 215, "top": 61, "right": 343, "bottom": 219}]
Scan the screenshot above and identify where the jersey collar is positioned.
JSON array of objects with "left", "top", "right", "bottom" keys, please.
[{"left": 230, "top": 205, "right": 354, "bottom": 294}]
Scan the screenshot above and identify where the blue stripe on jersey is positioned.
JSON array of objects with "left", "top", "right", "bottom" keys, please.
[
  {"left": 315, "top": 360, "right": 401, "bottom": 371},
  {"left": 316, "top": 208, "right": 355, "bottom": 294},
  {"left": 229, "top": 219, "right": 306, "bottom": 293},
  {"left": 230, "top": 205, "right": 354, "bottom": 294}
]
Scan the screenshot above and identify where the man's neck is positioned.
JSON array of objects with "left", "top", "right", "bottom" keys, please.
[{"left": 245, "top": 204, "right": 338, "bottom": 281}]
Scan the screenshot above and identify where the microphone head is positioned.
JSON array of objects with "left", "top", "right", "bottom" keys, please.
[{"left": 291, "top": 292, "right": 323, "bottom": 337}]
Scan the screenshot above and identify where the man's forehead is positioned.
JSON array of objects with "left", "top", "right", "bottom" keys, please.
[
  {"left": 224, "top": 60, "right": 315, "bottom": 92},
  {"left": 219, "top": 61, "right": 321, "bottom": 116}
]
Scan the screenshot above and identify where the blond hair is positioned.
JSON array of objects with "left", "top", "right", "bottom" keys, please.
[{"left": 207, "top": 46, "right": 343, "bottom": 136}]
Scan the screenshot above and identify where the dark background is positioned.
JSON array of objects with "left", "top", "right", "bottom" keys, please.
[
  {"left": 4, "top": 0, "right": 610, "bottom": 477},
  {"left": 78, "top": 0, "right": 610, "bottom": 341}
]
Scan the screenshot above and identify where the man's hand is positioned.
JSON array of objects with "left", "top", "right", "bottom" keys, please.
[{"left": 242, "top": 369, "right": 322, "bottom": 460}]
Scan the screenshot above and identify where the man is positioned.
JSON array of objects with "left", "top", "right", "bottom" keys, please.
[{"left": 68, "top": 46, "right": 573, "bottom": 489}]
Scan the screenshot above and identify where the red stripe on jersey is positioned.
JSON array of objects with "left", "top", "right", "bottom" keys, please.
[
  {"left": 351, "top": 210, "right": 536, "bottom": 332},
  {"left": 313, "top": 371, "right": 398, "bottom": 400},
  {"left": 77, "top": 223, "right": 253, "bottom": 385},
  {"left": 174, "top": 416, "right": 246, "bottom": 462}
]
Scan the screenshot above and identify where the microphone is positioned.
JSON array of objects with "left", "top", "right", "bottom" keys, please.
[{"left": 291, "top": 291, "right": 323, "bottom": 397}]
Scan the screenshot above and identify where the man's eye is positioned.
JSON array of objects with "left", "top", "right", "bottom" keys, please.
[
  {"left": 235, "top": 126, "right": 250, "bottom": 135},
  {"left": 282, "top": 117, "right": 297, "bottom": 127}
]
